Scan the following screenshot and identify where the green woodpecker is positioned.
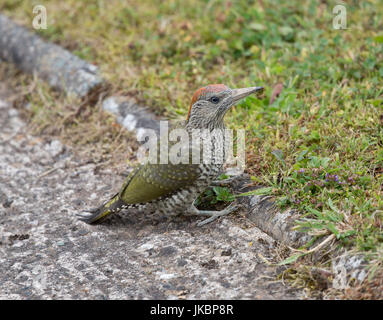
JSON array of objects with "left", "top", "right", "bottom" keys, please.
[{"left": 78, "top": 84, "right": 263, "bottom": 226}]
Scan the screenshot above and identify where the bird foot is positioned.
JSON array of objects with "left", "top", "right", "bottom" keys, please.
[{"left": 191, "top": 202, "right": 242, "bottom": 226}]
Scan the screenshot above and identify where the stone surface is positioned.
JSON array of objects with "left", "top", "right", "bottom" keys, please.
[
  {"left": 102, "top": 96, "right": 160, "bottom": 142},
  {"left": 0, "top": 81, "right": 305, "bottom": 299},
  {"left": 0, "top": 14, "right": 103, "bottom": 98}
]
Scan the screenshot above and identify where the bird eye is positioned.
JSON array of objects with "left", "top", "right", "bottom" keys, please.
[{"left": 210, "top": 96, "right": 220, "bottom": 104}]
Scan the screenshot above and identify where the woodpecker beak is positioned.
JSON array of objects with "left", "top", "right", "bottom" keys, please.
[{"left": 231, "top": 86, "right": 264, "bottom": 103}]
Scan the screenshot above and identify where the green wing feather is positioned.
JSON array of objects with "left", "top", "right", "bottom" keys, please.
[
  {"left": 119, "top": 162, "right": 201, "bottom": 204},
  {"left": 79, "top": 122, "right": 207, "bottom": 224},
  {"left": 119, "top": 120, "right": 204, "bottom": 204}
]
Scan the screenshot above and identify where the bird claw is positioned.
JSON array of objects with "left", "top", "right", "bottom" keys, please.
[{"left": 196, "top": 203, "right": 242, "bottom": 226}]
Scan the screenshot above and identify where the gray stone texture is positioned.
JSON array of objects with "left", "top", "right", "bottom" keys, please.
[{"left": 0, "top": 14, "right": 103, "bottom": 98}]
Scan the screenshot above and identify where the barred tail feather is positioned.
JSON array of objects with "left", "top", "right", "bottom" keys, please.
[{"left": 77, "top": 193, "right": 126, "bottom": 224}]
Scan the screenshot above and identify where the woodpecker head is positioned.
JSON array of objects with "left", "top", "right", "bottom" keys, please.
[{"left": 186, "top": 84, "right": 264, "bottom": 129}]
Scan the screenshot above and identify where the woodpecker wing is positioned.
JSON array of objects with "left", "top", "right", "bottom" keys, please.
[
  {"left": 119, "top": 162, "right": 201, "bottom": 204},
  {"left": 119, "top": 119, "right": 205, "bottom": 204}
]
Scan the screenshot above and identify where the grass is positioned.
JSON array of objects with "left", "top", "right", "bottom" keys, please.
[{"left": 1, "top": 0, "right": 383, "bottom": 297}]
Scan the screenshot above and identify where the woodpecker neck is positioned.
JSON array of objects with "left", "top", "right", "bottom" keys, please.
[{"left": 185, "top": 114, "right": 226, "bottom": 132}]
